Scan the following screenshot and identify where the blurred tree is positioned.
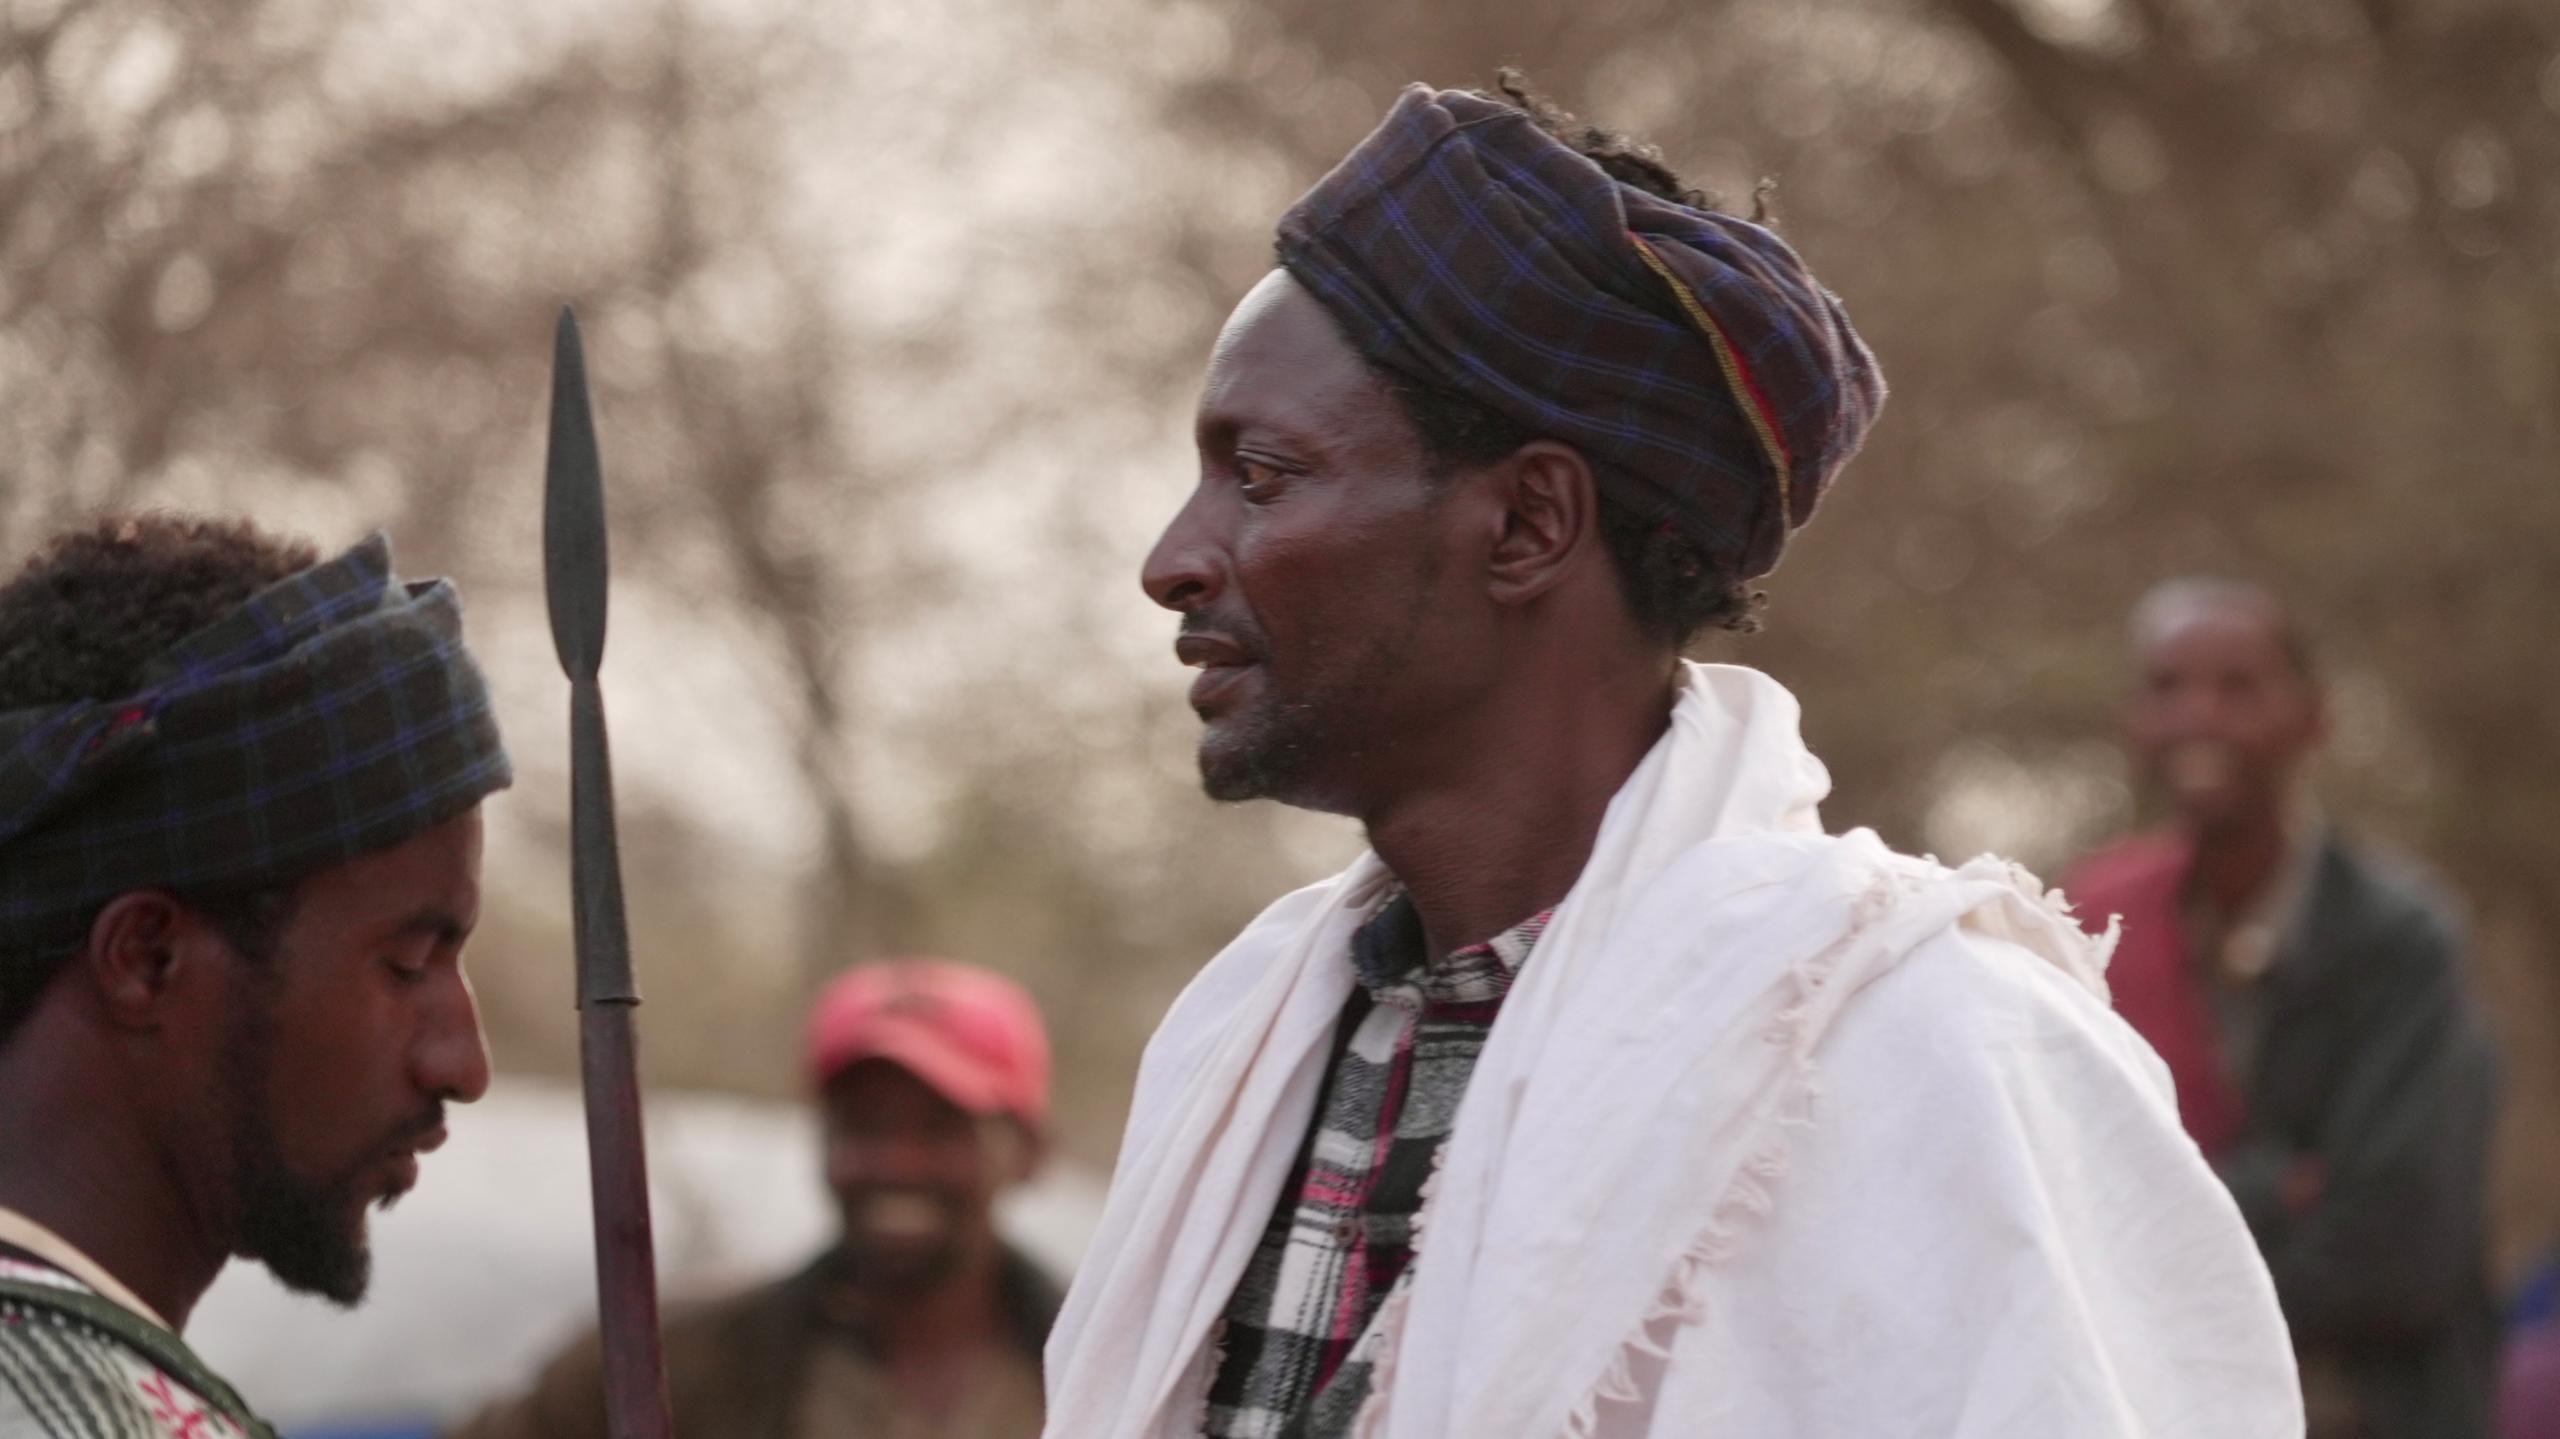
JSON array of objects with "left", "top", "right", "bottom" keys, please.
[
  {"left": 0, "top": 0, "right": 905, "bottom": 1035},
  {"left": 0, "top": 0, "right": 1359, "bottom": 1159},
  {"left": 5, "top": 0, "right": 2552, "bottom": 1245}
]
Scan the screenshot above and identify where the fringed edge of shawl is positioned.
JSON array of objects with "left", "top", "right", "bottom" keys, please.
[
  {"left": 1339, "top": 849, "right": 2100, "bottom": 1437},
  {"left": 1184, "top": 1320, "right": 1230, "bottom": 1436},
  {"left": 1349, "top": 1131, "right": 1451, "bottom": 1439},
  {"left": 1559, "top": 867, "right": 1901, "bottom": 1439}
]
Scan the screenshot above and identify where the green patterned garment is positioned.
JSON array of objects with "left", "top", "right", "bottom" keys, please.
[{"left": 0, "top": 1261, "right": 274, "bottom": 1439}]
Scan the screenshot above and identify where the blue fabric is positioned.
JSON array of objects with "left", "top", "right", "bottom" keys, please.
[
  {"left": 0, "top": 533, "right": 510, "bottom": 961},
  {"left": 1277, "top": 85, "right": 1885, "bottom": 579},
  {"left": 2514, "top": 1253, "right": 2560, "bottom": 1330}
]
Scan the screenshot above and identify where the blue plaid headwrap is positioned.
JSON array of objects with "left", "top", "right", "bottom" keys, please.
[
  {"left": 0, "top": 533, "right": 511, "bottom": 965},
  {"left": 1277, "top": 85, "right": 1886, "bottom": 580}
]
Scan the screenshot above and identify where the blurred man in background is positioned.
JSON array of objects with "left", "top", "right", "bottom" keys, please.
[
  {"left": 455, "top": 959, "right": 1058, "bottom": 1439},
  {"left": 2067, "top": 577, "right": 2498, "bottom": 1439},
  {"left": 1046, "top": 77, "right": 2298, "bottom": 1437},
  {"left": 0, "top": 516, "right": 512, "bottom": 1439}
]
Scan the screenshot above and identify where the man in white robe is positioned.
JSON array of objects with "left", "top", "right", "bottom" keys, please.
[{"left": 1043, "top": 76, "right": 2302, "bottom": 1439}]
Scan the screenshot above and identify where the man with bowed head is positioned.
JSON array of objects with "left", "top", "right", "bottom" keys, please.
[
  {"left": 0, "top": 514, "right": 511, "bottom": 1439},
  {"left": 1041, "top": 76, "right": 2304, "bottom": 1437}
]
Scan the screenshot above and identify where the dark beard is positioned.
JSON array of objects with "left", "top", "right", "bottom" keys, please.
[
  {"left": 231, "top": 1141, "right": 375, "bottom": 1307},
  {"left": 1195, "top": 621, "right": 1429, "bottom": 810},
  {"left": 221, "top": 997, "right": 407, "bottom": 1308},
  {"left": 1188, "top": 543, "right": 1443, "bottom": 808},
  {"left": 832, "top": 1187, "right": 970, "bottom": 1298},
  {"left": 839, "top": 1236, "right": 965, "bottom": 1297},
  {"left": 1199, "top": 693, "right": 1332, "bottom": 804}
]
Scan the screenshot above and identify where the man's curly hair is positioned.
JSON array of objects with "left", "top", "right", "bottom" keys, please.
[
  {"left": 0, "top": 513, "right": 320, "bottom": 1043},
  {"left": 1362, "top": 71, "right": 1766, "bottom": 648},
  {"left": 0, "top": 514, "right": 320, "bottom": 709}
]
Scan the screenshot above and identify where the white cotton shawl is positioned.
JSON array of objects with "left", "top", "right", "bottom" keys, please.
[{"left": 1044, "top": 664, "right": 2301, "bottom": 1439}]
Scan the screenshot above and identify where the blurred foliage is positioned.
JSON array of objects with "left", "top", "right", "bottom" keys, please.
[{"left": 3, "top": 0, "right": 2555, "bottom": 1272}]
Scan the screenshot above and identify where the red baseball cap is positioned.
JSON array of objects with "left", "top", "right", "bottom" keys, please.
[{"left": 805, "top": 959, "right": 1051, "bottom": 1128}]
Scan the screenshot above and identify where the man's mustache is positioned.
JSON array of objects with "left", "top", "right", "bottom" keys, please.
[
  {"left": 1179, "top": 610, "right": 1268, "bottom": 660},
  {"left": 390, "top": 1102, "right": 446, "bottom": 1153},
  {"left": 345, "top": 1102, "right": 446, "bottom": 1186}
]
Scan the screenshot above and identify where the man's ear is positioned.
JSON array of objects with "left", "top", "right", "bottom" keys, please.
[
  {"left": 82, "top": 891, "right": 205, "bottom": 1031},
  {"left": 1483, "top": 440, "right": 1601, "bottom": 608},
  {"left": 2300, "top": 684, "right": 2331, "bottom": 750}
]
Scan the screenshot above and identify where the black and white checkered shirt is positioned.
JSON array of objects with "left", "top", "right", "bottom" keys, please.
[{"left": 1204, "top": 893, "right": 1549, "bottom": 1439}]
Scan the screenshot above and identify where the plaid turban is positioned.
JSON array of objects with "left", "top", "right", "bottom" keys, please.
[
  {"left": 0, "top": 533, "right": 511, "bottom": 963},
  {"left": 1277, "top": 84, "right": 1886, "bottom": 580}
]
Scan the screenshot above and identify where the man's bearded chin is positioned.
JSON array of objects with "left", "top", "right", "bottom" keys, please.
[
  {"left": 221, "top": 1002, "right": 425, "bottom": 1308},
  {"left": 1195, "top": 591, "right": 1437, "bottom": 810},
  {"left": 231, "top": 1135, "right": 379, "bottom": 1307},
  {"left": 1199, "top": 694, "right": 1330, "bottom": 804}
]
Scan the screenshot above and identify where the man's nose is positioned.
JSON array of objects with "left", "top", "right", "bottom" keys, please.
[
  {"left": 416, "top": 970, "right": 494, "bottom": 1105},
  {"left": 2168, "top": 684, "right": 2236, "bottom": 735},
  {"left": 833, "top": 1132, "right": 939, "bottom": 1186},
  {"left": 1141, "top": 486, "right": 1225, "bottom": 614}
]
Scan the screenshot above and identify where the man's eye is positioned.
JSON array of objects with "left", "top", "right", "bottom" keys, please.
[{"left": 1237, "top": 459, "right": 1287, "bottom": 498}]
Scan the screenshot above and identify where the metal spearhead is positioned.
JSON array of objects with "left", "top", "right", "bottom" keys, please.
[
  {"left": 545, "top": 305, "right": 636, "bottom": 1008},
  {"left": 546, "top": 307, "right": 609, "bottom": 683}
]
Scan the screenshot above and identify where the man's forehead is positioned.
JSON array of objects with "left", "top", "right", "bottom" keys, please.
[
  {"left": 301, "top": 808, "right": 484, "bottom": 927},
  {"left": 1211, "top": 270, "right": 1303, "bottom": 344},
  {"left": 823, "top": 1057, "right": 965, "bottom": 1119},
  {"left": 2135, "top": 603, "right": 2298, "bottom": 681},
  {"left": 2132, "top": 580, "right": 2289, "bottom": 652},
  {"left": 1197, "top": 270, "right": 1377, "bottom": 425},
  {"left": 2142, "top": 600, "right": 2278, "bottom": 645}
]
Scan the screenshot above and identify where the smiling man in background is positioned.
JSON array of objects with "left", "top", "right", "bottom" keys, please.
[
  {"left": 0, "top": 514, "right": 511, "bottom": 1439},
  {"left": 454, "top": 958, "right": 1060, "bottom": 1439},
  {"left": 2067, "top": 577, "right": 2499, "bottom": 1439}
]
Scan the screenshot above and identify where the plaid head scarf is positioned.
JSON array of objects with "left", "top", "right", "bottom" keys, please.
[
  {"left": 0, "top": 533, "right": 511, "bottom": 967},
  {"left": 1277, "top": 84, "right": 1885, "bottom": 581}
]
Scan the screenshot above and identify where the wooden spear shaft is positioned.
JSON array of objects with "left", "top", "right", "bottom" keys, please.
[{"left": 544, "top": 306, "right": 675, "bottom": 1439}]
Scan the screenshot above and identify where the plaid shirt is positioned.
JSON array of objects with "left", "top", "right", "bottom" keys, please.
[{"left": 1205, "top": 894, "right": 1550, "bottom": 1439}]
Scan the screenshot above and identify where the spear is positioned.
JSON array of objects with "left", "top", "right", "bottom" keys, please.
[{"left": 543, "top": 306, "right": 675, "bottom": 1439}]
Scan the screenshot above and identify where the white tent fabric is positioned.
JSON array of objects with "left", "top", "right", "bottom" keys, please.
[{"left": 186, "top": 1077, "right": 1102, "bottom": 1429}]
